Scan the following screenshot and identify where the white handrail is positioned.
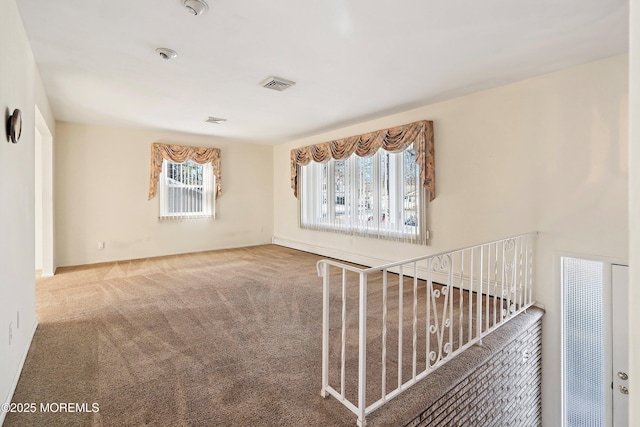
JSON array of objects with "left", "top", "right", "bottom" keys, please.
[{"left": 318, "top": 232, "right": 538, "bottom": 426}]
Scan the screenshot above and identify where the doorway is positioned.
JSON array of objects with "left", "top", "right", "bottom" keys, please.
[
  {"left": 561, "top": 256, "right": 629, "bottom": 427},
  {"left": 34, "top": 106, "right": 54, "bottom": 277}
]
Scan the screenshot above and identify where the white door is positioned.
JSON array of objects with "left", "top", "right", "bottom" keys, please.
[
  {"left": 562, "top": 257, "right": 629, "bottom": 427},
  {"left": 611, "top": 264, "right": 629, "bottom": 426}
]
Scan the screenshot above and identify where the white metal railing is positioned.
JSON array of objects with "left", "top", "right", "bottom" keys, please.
[{"left": 317, "top": 232, "right": 538, "bottom": 426}]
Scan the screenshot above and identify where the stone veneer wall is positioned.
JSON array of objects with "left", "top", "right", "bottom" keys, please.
[{"left": 404, "top": 317, "right": 542, "bottom": 427}]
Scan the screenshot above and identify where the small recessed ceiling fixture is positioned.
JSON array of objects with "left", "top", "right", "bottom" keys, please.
[
  {"left": 156, "top": 48, "right": 178, "bottom": 60},
  {"left": 261, "top": 76, "right": 296, "bottom": 92},
  {"left": 184, "top": 0, "right": 208, "bottom": 15},
  {"left": 206, "top": 117, "right": 227, "bottom": 124}
]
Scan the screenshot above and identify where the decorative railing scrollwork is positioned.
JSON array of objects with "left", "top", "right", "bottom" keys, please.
[{"left": 317, "top": 232, "right": 538, "bottom": 426}]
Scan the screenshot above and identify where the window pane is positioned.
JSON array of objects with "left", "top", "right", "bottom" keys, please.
[
  {"left": 160, "top": 159, "right": 214, "bottom": 219},
  {"left": 403, "top": 146, "right": 418, "bottom": 231},
  {"left": 357, "top": 155, "right": 373, "bottom": 226},
  {"left": 299, "top": 146, "right": 426, "bottom": 243},
  {"left": 321, "top": 162, "right": 328, "bottom": 223},
  {"left": 562, "top": 257, "right": 605, "bottom": 427},
  {"left": 380, "top": 151, "right": 390, "bottom": 225},
  {"left": 334, "top": 160, "right": 347, "bottom": 222}
]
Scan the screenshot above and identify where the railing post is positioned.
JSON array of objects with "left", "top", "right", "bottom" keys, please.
[
  {"left": 477, "top": 245, "right": 484, "bottom": 344},
  {"left": 381, "top": 270, "right": 388, "bottom": 400},
  {"left": 398, "top": 266, "right": 403, "bottom": 389},
  {"left": 357, "top": 272, "right": 368, "bottom": 427},
  {"left": 341, "top": 270, "right": 347, "bottom": 399},
  {"left": 529, "top": 232, "right": 537, "bottom": 305},
  {"left": 320, "top": 262, "right": 330, "bottom": 398}
]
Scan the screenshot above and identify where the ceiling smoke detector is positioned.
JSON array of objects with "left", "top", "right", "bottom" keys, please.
[
  {"left": 260, "top": 76, "right": 296, "bottom": 92},
  {"left": 206, "top": 117, "right": 227, "bottom": 124},
  {"left": 184, "top": 0, "right": 208, "bottom": 15},
  {"left": 156, "top": 48, "right": 178, "bottom": 60}
]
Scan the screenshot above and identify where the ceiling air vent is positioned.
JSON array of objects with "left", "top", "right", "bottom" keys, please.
[{"left": 260, "top": 76, "right": 296, "bottom": 92}]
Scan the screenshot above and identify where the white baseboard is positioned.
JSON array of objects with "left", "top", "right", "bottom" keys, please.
[
  {"left": 40, "top": 269, "right": 56, "bottom": 278},
  {"left": 272, "top": 236, "right": 391, "bottom": 269},
  {"left": 1, "top": 320, "right": 38, "bottom": 426}
]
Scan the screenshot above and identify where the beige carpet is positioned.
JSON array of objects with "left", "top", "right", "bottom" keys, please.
[
  {"left": 7, "top": 246, "right": 362, "bottom": 426},
  {"left": 5, "top": 244, "right": 541, "bottom": 427}
]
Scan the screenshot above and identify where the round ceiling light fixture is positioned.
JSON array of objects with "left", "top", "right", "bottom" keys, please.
[
  {"left": 156, "top": 48, "right": 178, "bottom": 60},
  {"left": 183, "top": 0, "right": 208, "bottom": 16}
]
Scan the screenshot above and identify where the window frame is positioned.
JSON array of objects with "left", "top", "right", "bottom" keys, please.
[
  {"left": 298, "top": 146, "right": 428, "bottom": 244},
  {"left": 158, "top": 158, "right": 215, "bottom": 220}
]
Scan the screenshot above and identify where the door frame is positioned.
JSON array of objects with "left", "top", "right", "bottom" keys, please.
[
  {"left": 611, "top": 264, "right": 629, "bottom": 425},
  {"left": 558, "top": 251, "right": 628, "bottom": 427},
  {"left": 34, "top": 105, "right": 55, "bottom": 277}
]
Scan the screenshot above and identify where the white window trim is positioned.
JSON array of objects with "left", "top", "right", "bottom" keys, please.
[
  {"left": 159, "top": 159, "right": 215, "bottom": 220},
  {"left": 298, "top": 148, "right": 428, "bottom": 244}
]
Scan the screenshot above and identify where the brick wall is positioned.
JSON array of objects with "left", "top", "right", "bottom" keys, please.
[{"left": 404, "top": 318, "right": 542, "bottom": 427}]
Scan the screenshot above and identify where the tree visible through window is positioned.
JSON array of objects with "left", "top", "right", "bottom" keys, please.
[
  {"left": 299, "top": 145, "right": 427, "bottom": 244},
  {"left": 159, "top": 159, "right": 215, "bottom": 219}
]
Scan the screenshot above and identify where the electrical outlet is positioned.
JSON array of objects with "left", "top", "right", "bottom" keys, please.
[{"left": 98, "top": 240, "right": 105, "bottom": 250}]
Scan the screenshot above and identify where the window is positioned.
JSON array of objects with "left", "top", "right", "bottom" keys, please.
[
  {"left": 562, "top": 257, "right": 606, "bottom": 427},
  {"left": 299, "top": 145, "right": 427, "bottom": 244},
  {"left": 159, "top": 159, "right": 215, "bottom": 219}
]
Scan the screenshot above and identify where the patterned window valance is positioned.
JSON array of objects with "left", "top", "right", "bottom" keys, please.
[
  {"left": 148, "top": 142, "right": 222, "bottom": 200},
  {"left": 290, "top": 120, "right": 435, "bottom": 201}
]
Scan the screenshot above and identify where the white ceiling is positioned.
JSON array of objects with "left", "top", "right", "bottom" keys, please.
[{"left": 17, "top": 0, "right": 628, "bottom": 145}]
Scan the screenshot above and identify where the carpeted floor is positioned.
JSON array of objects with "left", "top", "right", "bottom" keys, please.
[
  {"left": 5, "top": 244, "right": 540, "bottom": 427},
  {"left": 7, "top": 245, "right": 360, "bottom": 426}
]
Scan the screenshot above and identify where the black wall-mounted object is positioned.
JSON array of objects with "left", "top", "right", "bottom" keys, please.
[{"left": 6, "top": 108, "right": 22, "bottom": 144}]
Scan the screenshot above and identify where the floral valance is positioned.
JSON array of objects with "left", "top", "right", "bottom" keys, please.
[
  {"left": 290, "top": 120, "right": 435, "bottom": 201},
  {"left": 148, "top": 142, "right": 222, "bottom": 200}
]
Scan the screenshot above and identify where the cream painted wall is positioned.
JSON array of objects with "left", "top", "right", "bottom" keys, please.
[
  {"left": 274, "top": 54, "right": 628, "bottom": 425},
  {"left": 629, "top": 0, "right": 639, "bottom": 424},
  {"left": 0, "top": 0, "right": 55, "bottom": 422},
  {"left": 55, "top": 123, "right": 274, "bottom": 267}
]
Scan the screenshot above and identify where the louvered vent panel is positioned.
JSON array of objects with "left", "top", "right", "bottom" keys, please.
[{"left": 261, "top": 76, "right": 296, "bottom": 91}]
